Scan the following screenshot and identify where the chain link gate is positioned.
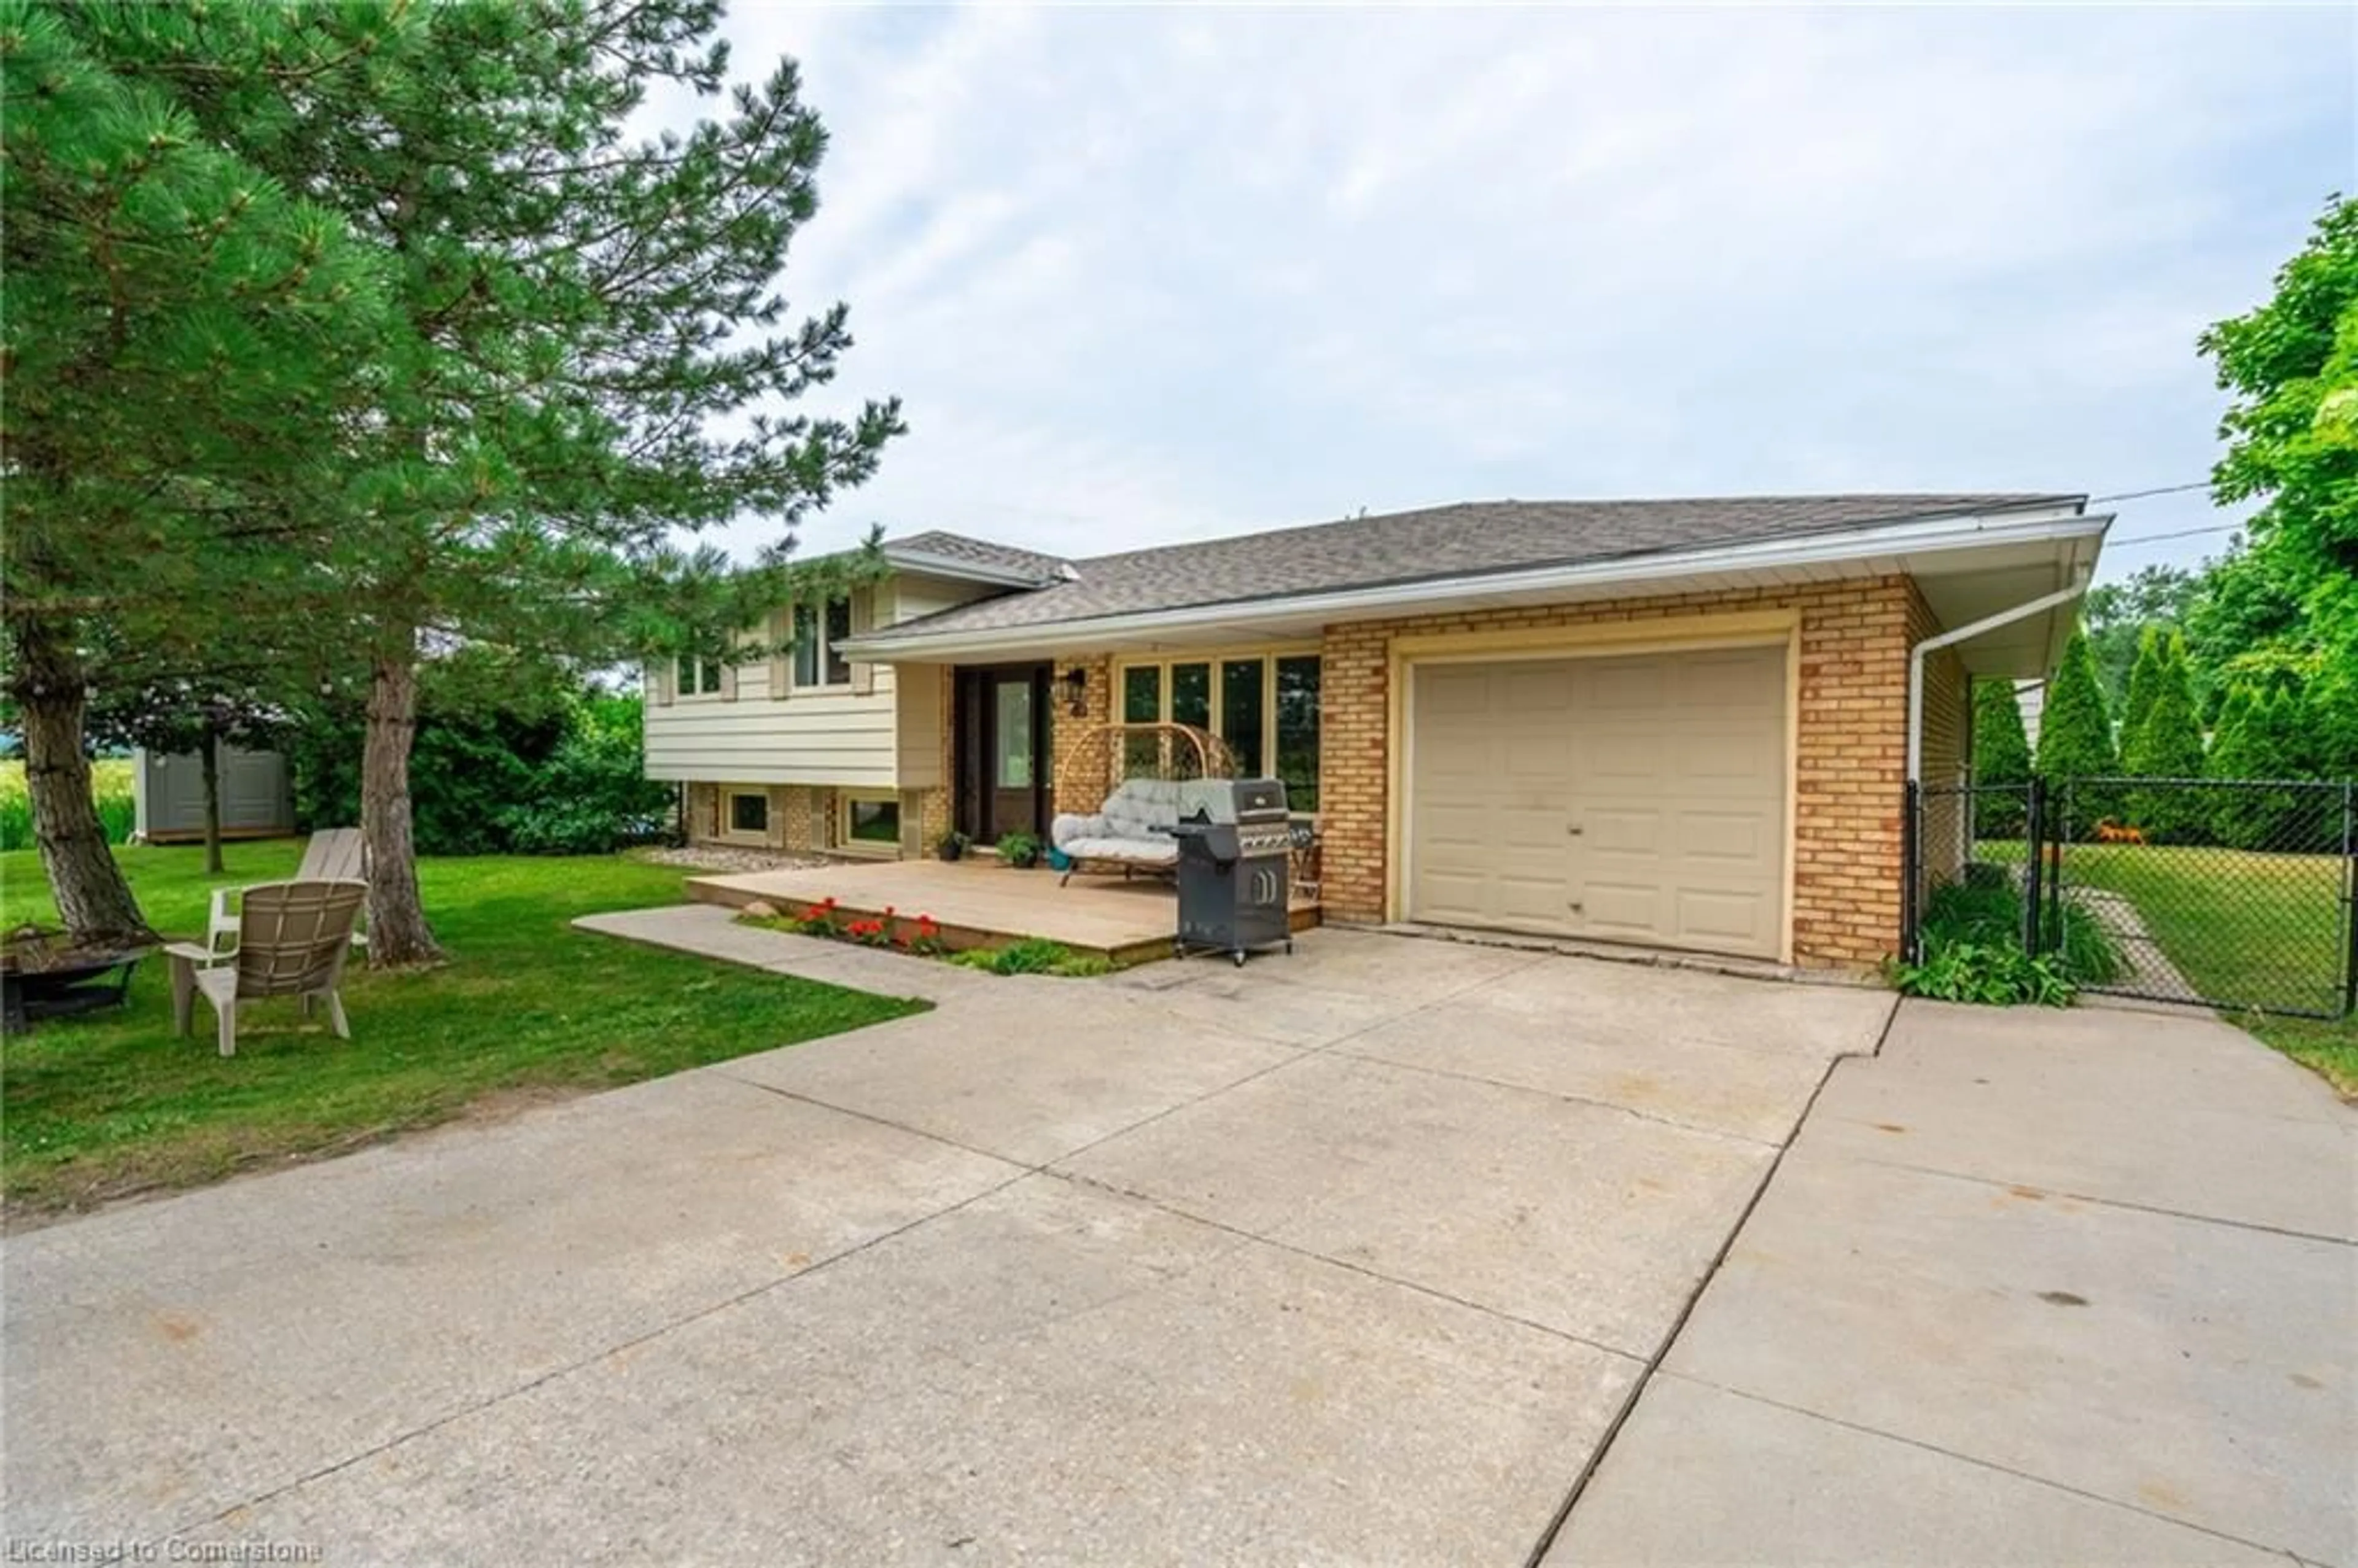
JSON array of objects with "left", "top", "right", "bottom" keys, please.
[{"left": 1905, "top": 775, "right": 2357, "bottom": 1019}]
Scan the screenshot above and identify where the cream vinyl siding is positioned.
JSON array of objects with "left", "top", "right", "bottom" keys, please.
[
  {"left": 1406, "top": 644, "right": 1788, "bottom": 959},
  {"left": 644, "top": 574, "right": 990, "bottom": 788},
  {"left": 893, "top": 660, "right": 948, "bottom": 788}
]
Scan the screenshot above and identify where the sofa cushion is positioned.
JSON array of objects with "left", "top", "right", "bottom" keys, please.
[
  {"left": 1051, "top": 812, "right": 1107, "bottom": 851},
  {"left": 1103, "top": 777, "right": 1185, "bottom": 842},
  {"left": 1060, "top": 836, "right": 1177, "bottom": 867}
]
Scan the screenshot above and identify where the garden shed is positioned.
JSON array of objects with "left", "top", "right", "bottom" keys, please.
[{"left": 131, "top": 746, "right": 296, "bottom": 844}]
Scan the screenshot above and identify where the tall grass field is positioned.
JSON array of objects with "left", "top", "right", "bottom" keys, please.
[{"left": 0, "top": 759, "right": 136, "bottom": 852}]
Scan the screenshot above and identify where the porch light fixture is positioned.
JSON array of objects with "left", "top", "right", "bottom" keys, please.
[{"left": 1062, "top": 666, "right": 1089, "bottom": 716}]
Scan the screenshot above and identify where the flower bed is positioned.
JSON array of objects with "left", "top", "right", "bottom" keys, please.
[
  {"left": 788, "top": 898, "right": 949, "bottom": 956},
  {"left": 737, "top": 897, "right": 1111, "bottom": 977}
]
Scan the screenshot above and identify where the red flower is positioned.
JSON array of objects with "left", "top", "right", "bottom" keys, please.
[{"left": 883, "top": 906, "right": 897, "bottom": 918}]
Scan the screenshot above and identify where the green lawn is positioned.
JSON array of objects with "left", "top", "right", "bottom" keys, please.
[
  {"left": 1, "top": 845, "right": 927, "bottom": 1221},
  {"left": 1977, "top": 838, "right": 2356, "bottom": 1096}
]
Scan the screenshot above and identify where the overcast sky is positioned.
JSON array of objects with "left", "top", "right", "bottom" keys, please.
[{"left": 688, "top": 3, "right": 2355, "bottom": 586}]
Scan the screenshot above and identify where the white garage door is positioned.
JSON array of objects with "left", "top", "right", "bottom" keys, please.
[{"left": 1407, "top": 645, "right": 1787, "bottom": 958}]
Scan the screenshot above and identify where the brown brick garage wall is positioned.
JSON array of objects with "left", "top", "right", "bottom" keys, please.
[{"left": 1317, "top": 575, "right": 1924, "bottom": 969}]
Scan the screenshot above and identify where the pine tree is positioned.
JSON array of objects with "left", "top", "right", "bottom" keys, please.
[
  {"left": 1, "top": 1, "right": 389, "bottom": 941},
  {"left": 2205, "top": 688, "right": 2268, "bottom": 848},
  {"left": 2123, "top": 633, "right": 2208, "bottom": 841},
  {"left": 2119, "top": 624, "right": 2166, "bottom": 758},
  {"left": 84, "top": 1, "right": 905, "bottom": 963},
  {"left": 2253, "top": 688, "right": 2333, "bottom": 850},
  {"left": 1969, "top": 679, "right": 2033, "bottom": 838},
  {"left": 2036, "top": 631, "right": 2120, "bottom": 834},
  {"left": 2206, "top": 685, "right": 2321, "bottom": 849}
]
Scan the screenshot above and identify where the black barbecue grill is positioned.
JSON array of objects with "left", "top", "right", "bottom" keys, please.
[{"left": 1170, "top": 778, "right": 1293, "bottom": 965}]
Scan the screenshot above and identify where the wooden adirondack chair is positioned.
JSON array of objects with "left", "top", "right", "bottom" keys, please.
[
  {"left": 169, "top": 880, "right": 367, "bottom": 1057},
  {"left": 208, "top": 828, "right": 368, "bottom": 954}
]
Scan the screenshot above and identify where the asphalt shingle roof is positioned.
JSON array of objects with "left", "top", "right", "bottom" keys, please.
[
  {"left": 885, "top": 530, "right": 1071, "bottom": 583},
  {"left": 866, "top": 494, "right": 2079, "bottom": 642}
]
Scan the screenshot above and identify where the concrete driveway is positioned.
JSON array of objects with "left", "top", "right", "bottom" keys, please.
[
  {"left": 4, "top": 914, "right": 1891, "bottom": 1566},
  {"left": 1551, "top": 999, "right": 2358, "bottom": 1568}
]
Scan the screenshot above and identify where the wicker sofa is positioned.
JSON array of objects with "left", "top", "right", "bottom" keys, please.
[{"left": 1051, "top": 777, "right": 1185, "bottom": 885}]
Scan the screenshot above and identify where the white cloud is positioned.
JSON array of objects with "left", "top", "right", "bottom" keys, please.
[{"left": 690, "top": 1, "right": 2353, "bottom": 581}]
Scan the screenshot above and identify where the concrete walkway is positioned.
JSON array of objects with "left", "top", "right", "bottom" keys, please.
[
  {"left": 5, "top": 910, "right": 1890, "bottom": 1566},
  {"left": 1549, "top": 999, "right": 2358, "bottom": 1567}
]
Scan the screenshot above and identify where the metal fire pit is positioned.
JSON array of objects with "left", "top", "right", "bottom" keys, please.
[{"left": 2, "top": 930, "right": 154, "bottom": 1033}]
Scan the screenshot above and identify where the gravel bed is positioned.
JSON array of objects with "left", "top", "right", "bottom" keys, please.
[{"left": 631, "top": 846, "right": 839, "bottom": 874}]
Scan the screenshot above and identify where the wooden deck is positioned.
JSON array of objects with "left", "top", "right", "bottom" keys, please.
[{"left": 684, "top": 858, "right": 1318, "bottom": 967}]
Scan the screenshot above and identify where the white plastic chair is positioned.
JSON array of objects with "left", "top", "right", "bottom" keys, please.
[
  {"left": 171, "top": 879, "right": 367, "bottom": 1057},
  {"left": 209, "top": 828, "right": 368, "bottom": 954}
]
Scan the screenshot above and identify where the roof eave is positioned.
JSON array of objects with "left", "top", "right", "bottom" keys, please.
[{"left": 842, "top": 506, "right": 2108, "bottom": 661}]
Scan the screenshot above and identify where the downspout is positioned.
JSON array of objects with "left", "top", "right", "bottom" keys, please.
[{"left": 1907, "top": 577, "right": 2091, "bottom": 785}]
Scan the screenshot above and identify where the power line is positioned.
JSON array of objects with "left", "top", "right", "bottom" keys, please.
[
  {"left": 2088, "top": 481, "right": 2212, "bottom": 503},
  {"left": 2104, "top": 523, "right": 2241, "bottom": 550}
]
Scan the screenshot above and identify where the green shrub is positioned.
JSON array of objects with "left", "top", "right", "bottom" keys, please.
[
  {"left": 994, "top": 830, "right": 1043, "bottom": 869},
  {"left": 1916, "top": 879, "right": 2120, "bottom": 987},
  {"left": 947, "top": 937, "right": 1108, "bottom": 977},
  {"left": 2045, "top": 899, "right": 2123, "bottom": 985},
  {"left": 1891, "top": 942, "right": 2077, "bottom": 1006},
  {"left": 497, "top": 696, "right": 675, "bottom": 855},
  {"left": 292, "top": 702, "right": 559, "bottom": 855},
  {"left": 289, "top": 680, "right": 666, "bottom": 856}
]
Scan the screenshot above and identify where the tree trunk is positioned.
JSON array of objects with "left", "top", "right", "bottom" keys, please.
[
  {"left": 198, "top": 724, "right": 224, "bottom": 875},
  {"left": 15, "top": 627, "right": 150, "bottom": 943},
  {"left": 360, "top": 653, "right": 442, "bottom": 966}
]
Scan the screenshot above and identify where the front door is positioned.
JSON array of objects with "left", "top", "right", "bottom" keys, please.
[{"left": 954, "top": 664, "right": 1053, "bottom": 844}]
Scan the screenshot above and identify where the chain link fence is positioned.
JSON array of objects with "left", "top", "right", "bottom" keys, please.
[{"left": 1905, "top": 776, "right": 2356, "bottom": 1019}]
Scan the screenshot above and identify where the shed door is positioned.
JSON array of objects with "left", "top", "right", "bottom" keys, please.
[{"left": 1407, "top": 645, "right": 1787, "bottom": 958}]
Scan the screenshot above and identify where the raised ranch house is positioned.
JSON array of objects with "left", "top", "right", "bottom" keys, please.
[{"left": 644, "top": 494, "right": 2110, "bottom": 969}]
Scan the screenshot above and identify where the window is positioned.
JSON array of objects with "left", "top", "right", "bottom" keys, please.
[
  {"left": 995, "top": 680, "right": 1034, "bottom": 787},
  {"left": 844, "top": 795, "right": 900, "bottom": 846},
  {"left": 1116, "top": 650, "right": 1320, "bottom": 809},
  {"left": 792, "top": 604, "right": 819, "bottom": 687},
  {"left": 793, "top": 597, "right": 856, "bottom": 689},
  {"left": 1220, "top": 659, "right": 1266, "bottom": 778},
  {"left": 675, "top": 655, "right": 723, "bottom": 696},
  {"left": 1170, "top": 661, "right": 1211, "bottom": 731},
  {"left": 1275, "top": 655, "right": 1320, "bottom": 811},
  {"left": 728, "top": 791, "right": 769, "bottom": 834},
  {"left": 825, "top": 597, "right": 853, "bottom": 686},
  {"left": 1121, "top": 666, "right": 1161, "bottom": 775}
]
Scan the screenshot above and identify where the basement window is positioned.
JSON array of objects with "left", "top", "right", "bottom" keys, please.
[
  {"left": 728, "top": 791, "right": 769, "bottom": 836},
  {"left": 843, "top": 794, "right": 900, "bottom": 847}
]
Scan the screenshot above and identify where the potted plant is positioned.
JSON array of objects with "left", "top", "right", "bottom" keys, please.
[
  {"left": 997, "top": 829, "right": 1043, "bottom": 869},
  {"left": 934, "top": 829, "right": 970, "bottom": 863}
]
